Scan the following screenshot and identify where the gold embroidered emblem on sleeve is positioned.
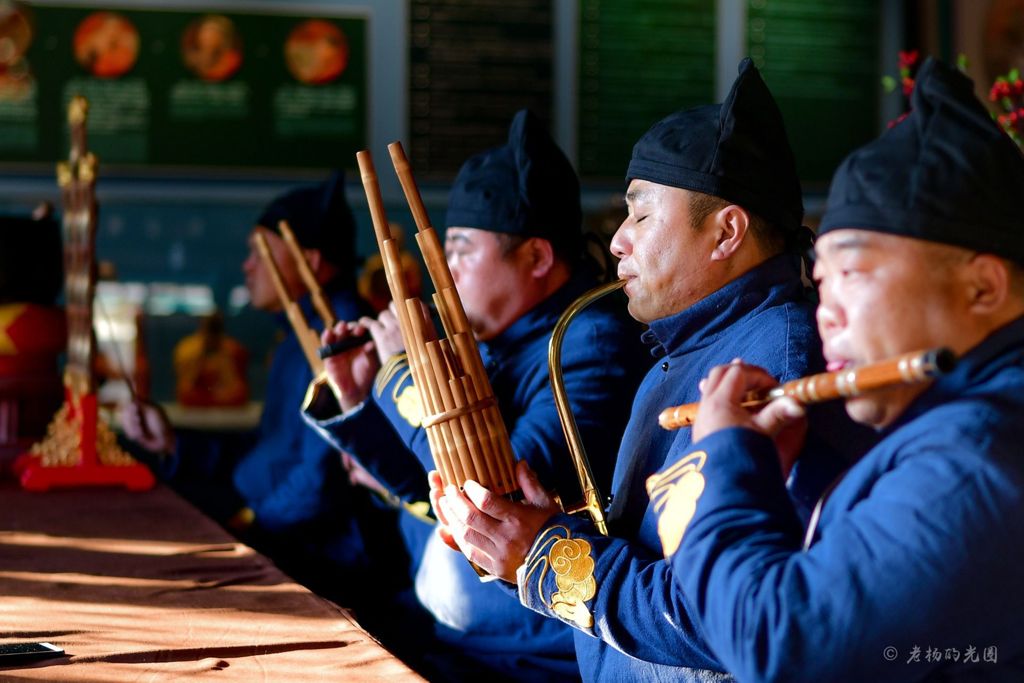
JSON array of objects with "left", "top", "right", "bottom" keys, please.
[
  {"left": 375, "top": 356, "right": 423, "bottom": 427},
  {"left": 646, "top": 450, "right": 707, "bottom": 558},
  {"left": 523, "top": 525, "right": 597, "bottom": 629},
  {"left": 374, "top": 353, "right": 409, "bottom": 397},
  {"left": 394, "top": 383, "right": 423, "bottom": 427}
]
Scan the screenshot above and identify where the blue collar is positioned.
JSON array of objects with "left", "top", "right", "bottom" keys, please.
[
  {"left": 643, "top": 253, "right": 808, "bottom": 358},
  {"left": 480, "top": 271, "right": 597, "bottom": 361},
  {"left": 885, "top": 314, "right": 1024, "bottom": 434}
]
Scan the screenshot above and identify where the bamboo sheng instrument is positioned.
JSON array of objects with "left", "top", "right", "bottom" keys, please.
[
  {"left": 356, "top": 144, "right": 518, "bottom": 496},
  {"left": 658, "top": 347, "right": 956, "bottom": 430},
  {"left": 253, "top": 231, "right": 325, "bottom": 375}
]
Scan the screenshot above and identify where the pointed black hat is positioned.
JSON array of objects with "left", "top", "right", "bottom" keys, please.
[
  {"left": 257, "top": 169, "right": 356, "bottom": 272},
  {"left": 446, "top": 109, "right": 582, "bottom": 254},
  {"left": 819, "top": 58, "right": 1024, "bottom": 264},
  {"left": 626, "top": 58, "right": 804, "bottom": 233}
]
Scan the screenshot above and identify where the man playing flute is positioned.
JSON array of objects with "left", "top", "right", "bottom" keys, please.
[
  {"left": 652, "top": 57, "right": 1024, "bottom": 682},
  {"left": 304, "top": 110, "right": 648, "bottom": 681},
  {"left": 122, "top": 173, "right": 398, "bottom": 607},
  {"left": 432, "top": 59, "right": 870, "bottom": 681}
]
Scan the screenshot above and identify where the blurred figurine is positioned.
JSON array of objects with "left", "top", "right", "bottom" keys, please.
[
  {"left": 173, "top": 311, "right": 248, "bottom": 407},
  {"left": 357, "top": 222, "right": 422, "bottom": 313}
]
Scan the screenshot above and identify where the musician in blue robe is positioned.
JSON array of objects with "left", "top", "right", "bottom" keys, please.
[{"left": 657, "top": 58, "right": 1024, "bottom": 682}]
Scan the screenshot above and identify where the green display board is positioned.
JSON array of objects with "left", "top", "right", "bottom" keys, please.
[
  {"left": 0, "top": 3, "right": 367, "bottom": 169},
  {"left": 578, "top": 0, "right": 716, "bottom": 180},
  {"left": 748, "top": 0, "right": 881, "bottom": 186},
  {"left": 409, "top": 0, "right": 553, "bottom": 177}
]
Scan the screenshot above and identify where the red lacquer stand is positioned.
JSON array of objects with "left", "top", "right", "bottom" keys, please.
[{"left": 13, "top": 388, "right": 154, "bottom": 492}]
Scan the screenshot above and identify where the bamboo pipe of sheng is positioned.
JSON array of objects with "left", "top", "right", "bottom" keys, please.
[
  {"left": 356, "top": 151, "right": 394, "bottom": 247},
  {"left": 432, "top": 291, "right": 459, "bottom": 360},
  {"left": 453, "top": 370, "right": 506, "bottom": 490},
  {"left": 442, "top": 288, "right": 494, "bottom": 405},
  {"left": 380, "top": 240, "right": 430, "bottom": 390},
  {"left": 451, "top": 330, "right": 515, "bottom": 489},
  {"left": 387, "top": 142, "right": 494, "bottom": 407},
  {"left": 386, "top": 249, "right": 452, "bottom": 483},
  {"left": 445, "top": 286, "right": 516, "bottom": 479},
  {"left": 356, "top": 151, "right": 425, "bottom": 379},
  {"left": 405, "top": 297, "right": 462, "bottom": 486},
  {"left": 439, "top": 336, "right": 493, "bottom": 485},
  {"left": 356, "top": 152, "right": 415, "bottom": 341},
  {"left": 424, "top": 339, "right": 477, "bottom": 481},
  {"left": 253, "top": 232, "right": 322, "bottom": 373},
  {"left": 428, "top": 293, "right": 507, "bottom": 484},
  {"left": 355, "top": 151, "right": 452, "bottom": 482},
  {"left": 387, "top": 143, "right": 467, "bottom": 330},
  {"left": 355, "top": 153, "right": 429, "bottom": 403},
  {"left": 277, "top": 220, "right": 336, "bottom": 328}
]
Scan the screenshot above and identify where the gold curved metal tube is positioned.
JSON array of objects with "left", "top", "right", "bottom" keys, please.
[{"left": 547, "top": 278, "right": 626, "bottom": 536}]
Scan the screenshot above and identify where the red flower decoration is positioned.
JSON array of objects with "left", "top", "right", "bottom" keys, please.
[
  {"left": 990, "top": 69, "right": 1024, "bottom": 148},
  {"left": 898, "top": 50, "right": 919, "bottom": 70}
]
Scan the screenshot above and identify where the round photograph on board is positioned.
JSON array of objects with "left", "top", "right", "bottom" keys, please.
[
  {"left": 0, "top": 2, "right": 33, "bottom": 67},
  {"left": 284, "top": 19, "right": 348, "bottom": 85},
  {"left": 181, "top": 14, "right": 242, "bottom": 82},
  {"left": 0, "top": 2, "right": 35, "bottom": 101},
  {"left": 73, "top": 11, "right": 139, "bottom": 78}
]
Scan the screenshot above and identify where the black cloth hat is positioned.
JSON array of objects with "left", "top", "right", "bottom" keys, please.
[
  {"left": 626, "top": 58, "right": 804, "bottom": 233},
  {"left": 446, "top": 110, "right": 582, "bottom": 254},
  {"left": 819, "top": 58, "right": 1024, "bottom": 265},
  {"left": 257, "top": 170, "right": 356, "bottom": 273}
]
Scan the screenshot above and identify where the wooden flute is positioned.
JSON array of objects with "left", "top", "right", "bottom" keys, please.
[
  {"left": 658, "top": 347, "right": 957, "bottom": 430},
  {"left": 316, "top": 303, "right": 437, "bottom": 360},
  {"left": 317, "top": 333, "right": 372, "bottom": 359}
]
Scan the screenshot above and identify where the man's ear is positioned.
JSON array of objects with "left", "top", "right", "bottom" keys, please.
[
  {"left": 964, "top": 253, "right": 1011, "bottom": 314},
  {"left": 709, "top": 205, "right": 750, "bottom": 261},
  {"left": 525, "top": 237, "right": 556, "bottom": 278},
  {"left": 303, "top": 248, "right": 323, "bottom": 274}
]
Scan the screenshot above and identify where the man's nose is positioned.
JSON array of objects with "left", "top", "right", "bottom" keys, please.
[
  {"left": 815, "top": 295, "right": 844, "bottom": 339},
  {"left": 609, "top": 223, "right": 630, "bottom": 260}
]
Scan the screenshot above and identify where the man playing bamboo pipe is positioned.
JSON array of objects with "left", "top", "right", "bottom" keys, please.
[
  {"left": 304, "top": 110, "right": 647, "bottom": 681},
  {"left": 432, "top": 59, "right": 870, "bottom": 681},
  {"left": 642, "top": 58, "right": 1024, "bottom": 682},
  {"left": 122, "top": 172, "right": 397, "bottom": 605}
]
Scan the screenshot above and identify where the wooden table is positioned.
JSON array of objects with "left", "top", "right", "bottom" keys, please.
[{"left": 0, "top": 481, "right": 422, "bottom": 681}]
